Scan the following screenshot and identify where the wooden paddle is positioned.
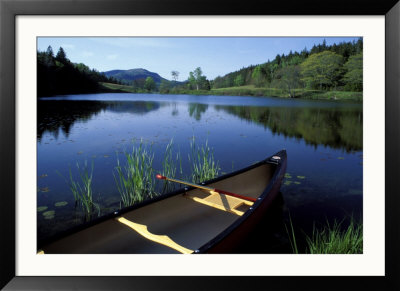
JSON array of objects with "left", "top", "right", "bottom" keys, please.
[{"left": 156, "top": 174, "right": 257, "bottom": 202}]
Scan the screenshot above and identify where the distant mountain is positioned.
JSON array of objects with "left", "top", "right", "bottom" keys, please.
[{"left": 103, "top": 68, "right": 168, "bottom": 85}]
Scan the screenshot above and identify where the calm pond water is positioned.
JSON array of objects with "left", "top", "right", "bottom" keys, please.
[{"left": 37, "top": 93, "right": 362, "bottom": 252}]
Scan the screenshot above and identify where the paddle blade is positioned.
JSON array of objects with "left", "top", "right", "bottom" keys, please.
[{"left": 156, "top": 174, "right": 166, "bottom": 180}]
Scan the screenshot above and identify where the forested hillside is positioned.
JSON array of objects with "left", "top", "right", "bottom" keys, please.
[
  {"left": 103, "top": 68, "right": 168, "bottom": 85},
  {"left": 37, "top": 46, "right": 120, "bottom": 97},
  {"left": 211, "top": 39, "right": 363, "bottom": 96}
]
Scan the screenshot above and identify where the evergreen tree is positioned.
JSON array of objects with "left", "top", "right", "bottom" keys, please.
[
  {"left": 46, "top": 45, "right": 54, "bottom": 57},
  {"left": 56, "top": 47, "right": 67, "bottom": 63}
]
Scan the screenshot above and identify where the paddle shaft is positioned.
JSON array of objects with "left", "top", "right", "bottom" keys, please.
[{"left": 156, "top": 175, "right": 257, "bottom": 202}]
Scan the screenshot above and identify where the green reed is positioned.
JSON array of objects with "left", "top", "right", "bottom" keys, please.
[
  {"left": 306, "top": 217, "right": 363, "bottom": 254},
  {"left": 160, "top": 139, "right": 183, "bottom": 193},
  {"left": 188, "top": 137, "right": 220, "bottom": 184},
  {"left": 285, "top": 215, "right": 363, "bottom": 254},
  {"left": 114, "top": 141, "right": 157, "bottom": 207},
  {"left": 64, "top": 160, "right": 100, "bottom": 217},
  {"left": 284, "top": 213, "right": 299, "bottom": 254}
]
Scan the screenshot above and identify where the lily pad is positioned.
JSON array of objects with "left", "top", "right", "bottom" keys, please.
[
  {"left": 297, "top": 176, "right": 306, "bottom": 179},
  {"left": 77, "top": 151, "right": 83, "bottom": 155},
  {"left": 39, "top": 187, "right": 50, "bottom": 192},
  {"left": 37, "top": 206, "right": 48, "bottom": 212},
  {"left": 284, "top": 173, "right": 292, "bottom": 179},
  {"left": 294, "top": 181, "right": 301, "bottom": 185},
  {"left": 39, "top": 174, "right": 48, "bottom": 178},
  {"left": 55, "top": 201, "right": 68, "bottom": 207},
  {"left": 284, "top": 180, "right": 292, "bottom": 186},
  {"left": 42, "top": 210, "right": 55, "bottom": 219},
  {"left": 337, "top": 157, "right": 345, "bottom": 160}
]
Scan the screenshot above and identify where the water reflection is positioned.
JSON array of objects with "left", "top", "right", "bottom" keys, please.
[
  {"left": 215, "top": 105, "right": 362, "bottom": 151},
  {"left": 38, "top": 99, "right": 362, "bottom": 151},
  {"left": 188, "top": 103, "right": 208, "bottom": 121},
  {"left": 38, "top": 100, "right": 161, "bottom": 140}
]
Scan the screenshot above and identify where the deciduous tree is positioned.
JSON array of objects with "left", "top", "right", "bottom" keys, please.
[
  {"left": 342, "top": 52, "right": 362, "bottom": 91},
  {"left": 188, "top": 67, "right": 207, "bottom": 90},
  {"left": 171, "top": 71, "right": 179, "bottom": 83},
  {"left": 234, "top": 75, "right": 244, "bottom": 87},
  {"left": 277, "top": 65, "right": 301, "bottom": 98},
  {"left": 300, "top": 51, "right": 343, "bottom": 90},
  {"left": 251, "top": 65, "right": 264, "bottom": 87},
  {"left": 144, "top": 77, "right": 156, "bottom": 92}
]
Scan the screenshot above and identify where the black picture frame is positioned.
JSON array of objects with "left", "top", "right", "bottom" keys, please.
[{"left": 1, "top": 0, "right": 399, "bottom": 290}]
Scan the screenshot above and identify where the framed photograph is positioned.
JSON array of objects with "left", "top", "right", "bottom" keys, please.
[{"left": 1, "top": 0, "right": 399, "bottom": 289}]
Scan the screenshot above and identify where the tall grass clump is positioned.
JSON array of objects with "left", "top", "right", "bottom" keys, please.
[
  {"left": 285, "top": 215, "right": 363, "bottom": 254},
  {"left": 160, "top": 140, "right": 183, "bottom": 193},
  {"left": 114, "top": 141, "right": 157, "bottom": 207},
  {"left": 61, "top": 160, "right": 100, "bottom": 218},
  {"left": 188, "top": 137, "right": 220, "bottom": 184},
  {"left": 306, "top": 217, "right": 363, "bottom": 254}
]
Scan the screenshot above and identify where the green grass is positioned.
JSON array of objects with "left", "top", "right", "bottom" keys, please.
[
  {"left": 114, "top": 140, "right": 157, "bottom": 207},
  {"left": 211, "top": 85, "right": 362, "bottom": 101},
  {"left": 160, "top": 140, "right": 183, "bottom": 193},
  {"left": 65, "top": 161, "right": 100, "bottom": 217},
  {"left": 306, "top": 218, "right": 363, "bottom": 254},
  {"left": 100, "top": 82, "right": 362, "bottom": 101},
  {"left": 188, "top": 137, "right": 220, "bottom": 184},
  {"left": 285, "top": 214, "right": 299, "bottom": 254},
  {"left": 100, "top": 82, "right": 136, "bottom": 93},
  {"left": 285, "top": 216, "right": 363, "bottom": 254}
]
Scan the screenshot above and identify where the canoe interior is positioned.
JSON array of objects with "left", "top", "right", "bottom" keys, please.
[{"left": 40, "top": 162, "right": 275, "bottom": 254}]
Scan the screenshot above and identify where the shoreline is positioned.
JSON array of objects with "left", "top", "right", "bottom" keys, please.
[
  {"left": 38, "top": 82, "right": 363, "bottom": 102},
  {"left": 100, "top": 82, "right": 363, "bottom": 102}
]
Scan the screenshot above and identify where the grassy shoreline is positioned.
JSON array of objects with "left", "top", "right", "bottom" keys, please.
[
  {"left": 100, "top": 82, "right": 362, "bottom": 102},
  {"left": 211, "top": 85, "right": 362, "bottom": 101}
]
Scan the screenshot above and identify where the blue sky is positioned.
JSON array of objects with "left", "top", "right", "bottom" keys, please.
[{"left": 38, "top": 37, "right": 360, "bottom": 81}]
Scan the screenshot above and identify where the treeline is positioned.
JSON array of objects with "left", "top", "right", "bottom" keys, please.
[
  {"left": 157, "top": 67, "right": 211, "bottom": 94},
  {"left": 38, "top": 39, "right": 363, "bottom": 98},
  {"left": 37, "top": 46, "right": 121, "bottom": 97},
  {"left": 212, "top": 39, "right": 363, "bottom": 95}
]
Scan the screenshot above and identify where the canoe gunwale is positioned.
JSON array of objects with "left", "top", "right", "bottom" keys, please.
[{"left": 37, "top": 150, "right": 287, "bottom": 252}]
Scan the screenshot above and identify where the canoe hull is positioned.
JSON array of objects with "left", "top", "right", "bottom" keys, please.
[
  {"left": 198, "top": 150, "right": 287, "bottom": 253},
  {"left": 38, "top": 150, "right": 287, "bottom": 254}
]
